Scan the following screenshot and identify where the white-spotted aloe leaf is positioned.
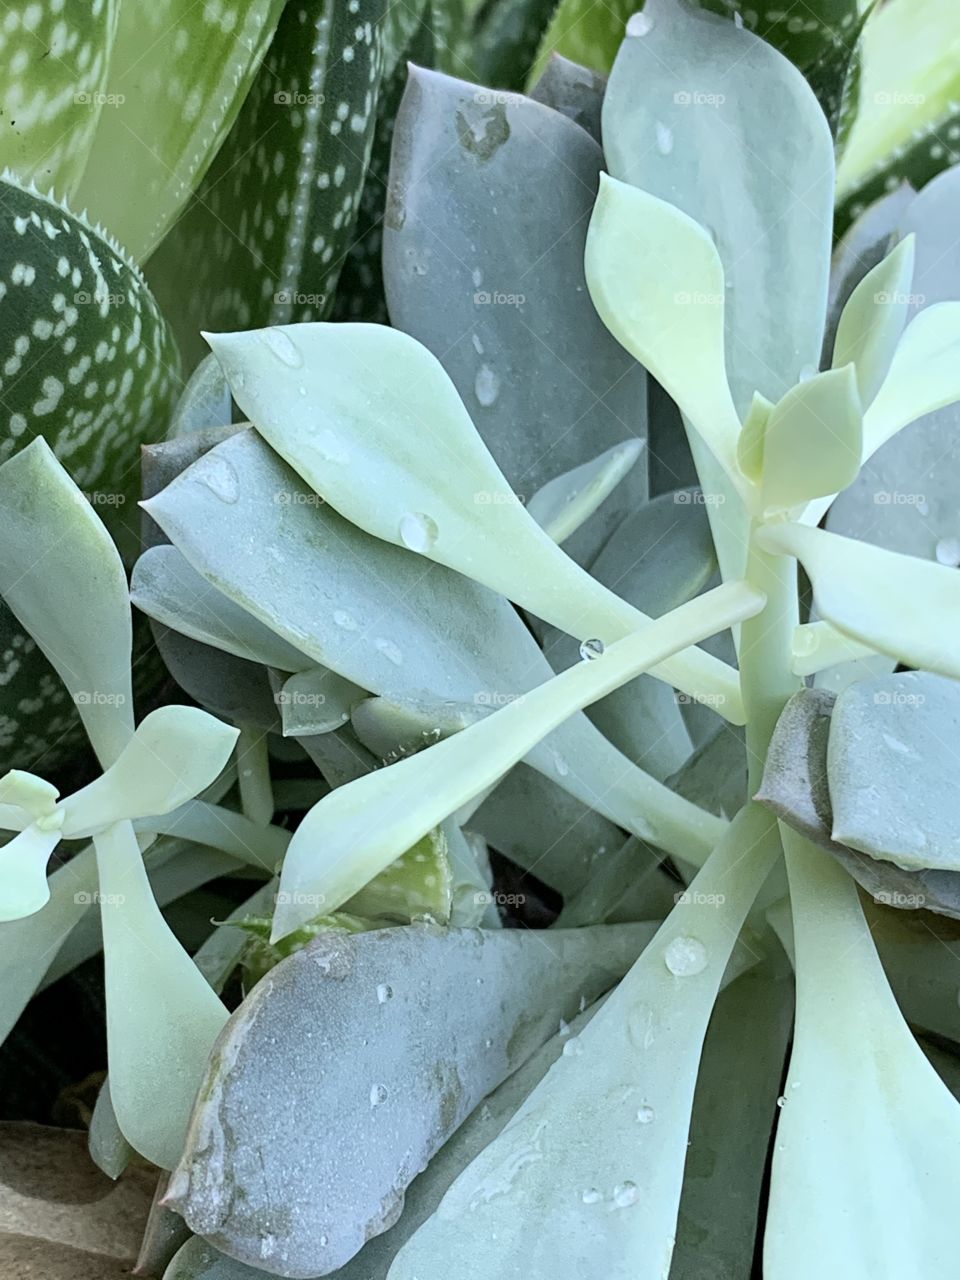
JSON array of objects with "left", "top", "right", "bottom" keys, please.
[
  {"left": 585, "top": 175, "right": 744, "bottom": 498},
  {"left": 270, "top": 582, "right": 761, "bottom": 939},
  {"left": 168, "top": 921, "right": 658, "bottom": 1275},
  {"left": 206, "top": 327, "right": 744, "bottom": 720},
  {"left": 143, "top": 430, "right": 726, "bottom": 870},
  {"left": 0, "top": 437, "right": 134, "bottom": 768},
  {"left": 382, "top": 66, "right": 648, "bottom": 568},
  {"left": 756, "top": 521, "right": 960, "bottom": 678},
  {"left": 601, "top": 0, "right": 834, "bottom": 420},
  {"left": 836, "top": 0, "right": 960, "bottom": 229},
  {"left": 765, "top": 827, "right": 960, "bottom": 1277},
  {"left": 0, "top": 3, "right": 118, "bottom": 195},
  {"left": 389, "top": 804, "right": 779, "bottom": 1280},
  {"left": 75, "top": 1, "right": 285, "bottom": 263},
  {"left": 148, "top": 0, "right": 390, "bottom": 367}
]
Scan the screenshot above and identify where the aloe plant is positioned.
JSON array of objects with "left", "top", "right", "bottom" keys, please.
[{"left": 3, "top": 2, "right": 960, "bottom": 1278}]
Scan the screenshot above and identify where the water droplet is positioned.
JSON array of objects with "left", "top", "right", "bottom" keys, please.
[
  {"left": 562, "top": 1036, "right": 583, "bottom": 1057},
  {"left": 776, "top": 1095, "right": 787, "bottom": 1109},
  {"left": 664, "top": 936, "right": 708, "bottom": 977},
  {"left": 333, "top": 609, "right": 358, "bottom": 631},
  {"left": 375, "top": 637, "right": 403, "bottom": 666},
  {"left": 262, "top": 328, "right": 303, "bottom": 368},
  {"left": 798, "top": 363, "right": 818, "bottom": 382},
  {"left": 792, "top": 627, "right": 819, "bottom": 657},
  {"left": 917, "top": 499, "right": 930, "bottom": 516},
  {"left": 626, "top": 11, "right": 654, "bottom": 36},
  {"left": 370, "top": 1083, "right": 389, "bottom": 1107},
  {"left": 553, "top": 752, "right": 570, "bottom": 778},
  {"left": 579, "top": 637, "right": 605, "bottom": 661},
  {"left": 474, "top": 364, "right": 501, "bottom": 407},
  {"left": 935, "top": 537, "right": 960, "bottom": 567},
  {"left": 613, "top": 1180, "right": 639, "bottom": 1208},
  {"left": 471, "top": 333, "right": 484, "bottom": 355},
  {"left": 200, "top": 455, "right": 239, "bottom": 504},
  {"left": 319, "top": 1235, "right": 328, "bottom": 1248},
  {"left": 376, "top": 983, "right": 393, "bottom": 1004},
  {"left": 655, "top": 121, "right": 674, "bottom": 155},
  {"left": 636, "top": 1104, "right": 655, "bottom": 1125},
  {"left": 399, "top": 511, "right": 439, "bottom": 553},
  {"left": 484, "top": 1037, "right": 493, "bottom": 1049},
  {"left": 472, "top": 267, "right": 483, "bottom": 287},
  {"left": 581, "top": 1187, "right": 603, "bottom": 1204}
]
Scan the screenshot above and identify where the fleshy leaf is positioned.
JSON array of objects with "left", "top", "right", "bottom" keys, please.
[
  {"left": 207, "top": 327, "right": 743, "bottom": 718},
  {"left": 832, "top": 235, "right": 915, "bottom": 406},
  {"left": 94, "top": 821, "right": 229, "bottom": 1169},
  {"left": 277, "top": 667, "right": 365, "bottom": 736},
  {"left": 601, "top": 0, "right": 834, "bottom": 418},
  {"left": 74, "top": 0, "right": 285, "bottom": 262},
  {"left": 828, "top": 671, "right": 960, "bottom": 871},
  {"left": 0, "top": 822, "right": 62, "bottom": 921},
  {"left": 528, "top": 54, "right": 605, "bottom": 141},
  {"left": 167, "top": 922, "right": 657, "bottom": 1274},
  {"left": 790, "top": 622, "right": 876, "bottom": 678},
  {"left": 756, "top": 521, "right": 960, "bottom": 678},
  {"left": 61, "top": 706, "right": 239, "bottom": 839},
  {"left": 271, "top": 582, "right": 761, "bottom": 938},
  {"left": 765, "top": 828, "right": 960, "bottom": 1277},
  {"left": 131, "top": 544, "right": 313, "bottom": 672},
  {"left": 526, "top": 440, "right": 645, "bottom": 545},
  {"left": 144, "top": 430, "right": 726, "bottom": 858},
  {"left": 382, "top": 66, "right": 647, "bottom": 567},
  {"left": 759, "top": 366, "right": 863, "bottom": 513},
  {"left": 585, "top": 175, "right": 744, "bottom": 495},
  {"left": 170, "top": 355, "right": 233, "bottom": 439},
  {"left": 0, "top": 438, "right": 134, "bottom": 767},
  {"left": 862, "top": 301, "right": 960, "bottom": 461},
  {"left": 389, "top": 805, "right": 779, "bottom": 1280}
]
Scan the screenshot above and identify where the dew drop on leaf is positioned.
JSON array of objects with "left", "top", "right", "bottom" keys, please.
[
  {"left": 613, "top": 1180, "right": 639, "bottom": 1208},
  {"left": 935, "top": 537, "right": 960, "bottom": 567},
  {"left": 579, "top": 637, "right": 605, "bottom": 661},
  {"left": 636, "top": 1104, "right": 655, "bottom": 1125},
  {"left": 376, "top": 983, "right": 393, "bottom": 1004},
  {"left": 370, "top": 1083, "right": 388, "bottom": 1107},
  {"left": 626, "top": 11, "right": 654, "bottom": 36},
  {"left": 474, "top": 364, "right": 501, "bottom": 407},
  {"left": 581, "top": 1187, "right": 603, "bottom": 1204},
  {"left": 261, "top": 328, "right": 303, "bottom": 368},
  {"left": 664, "top": 936, "right": 708, "bottom": 977},
  {"left": 398, "top": 511, "right": 439, "bottom": 552},
  {"left": 655, "top": 122, "right": 674, "bottom": 155}
]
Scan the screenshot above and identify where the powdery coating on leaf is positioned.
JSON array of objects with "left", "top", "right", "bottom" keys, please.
[
  {"left": 0, "top": 0, "right": 118, "bottom": 196},
  {"left": 150, "top": 0, "right": 388, "bottom": 366},
  {"left": 383, "top": 65, "right": 647, "bottom": 568},
  {"left": 168, "top": 923, "right": 652, "bottom": 1277}
]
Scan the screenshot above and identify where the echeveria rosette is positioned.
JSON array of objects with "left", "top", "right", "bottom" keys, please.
[{"left": 0, "top": 437, "right": 241, "bottom": 1171}]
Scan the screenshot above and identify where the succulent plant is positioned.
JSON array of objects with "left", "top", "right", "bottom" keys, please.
[{"left": 5, "top": 2, "right": 960, "bottom": 1279}]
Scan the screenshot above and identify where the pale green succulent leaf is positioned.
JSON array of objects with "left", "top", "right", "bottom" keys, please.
[
  {"left": 0, "top": 437, "right": 134, "bottom": 767},
  {"left": 832, "top": 235, "right": 915, "bottom": 406},
  {"left": 528, "top": 53, "right": 605, "bottom": 141},
  {"left": 0, "top": 822, "right": 62, "bottom": 922},
  {"left": 736, "top": 393, "right": 773, "bottom": 484},
  {"left": 62, "top": 705, "right": 239, "bottom": 839},
  {"left": 170, "top": 354, "right": 233, "bottom": 438},
  {"left": 0, "top": 769, "right": 59, "bottom": 819},
  {"left": 0, "top": 2, "right": 119, "bottom": 196},
  {"left": 757, "top": 521, "right": 960, "bottom": 679},
  {"left": 760, "top": 366, "right": 863, "bottom": 513},
  {"left": 278, "top": 667, "right": 366, "bottom": 737},
  {"left": 389, "top": 805, "right": 779, "bottom": 1280},
  {"left": 206, "top": 326, "right": 744, "bottom": 720},
  {"left": 272, "top": 582, "right": 762, "bottom": 939},
  {"left": 765, "top": 827, "right": 960, "bottom": 1277},
  {"left": 585, "top": 175, "right": 745, "bottom": 498},
  {"left": 863, "top": 302, "right": 960, "bottom": 460},
  {"left": 94, "top": 819, "right": 229, "bottom": 1169},
  {"left": 527, "top": 439, "right": 645, "bottom": 545},
  {"left": 601, "top": 0, "right": 834, "bottom": 418},
  {"left": 131, "top": 544, "right": 314, "bottom": 672},
  {"left": 790, "top": 622, "right": 876, "bottom": 677}
]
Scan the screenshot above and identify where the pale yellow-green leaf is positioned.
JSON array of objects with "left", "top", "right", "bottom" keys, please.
[{"left": 832, "top": 235, "right": 915, "bottom": 405}]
